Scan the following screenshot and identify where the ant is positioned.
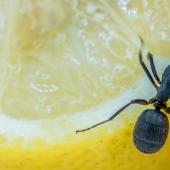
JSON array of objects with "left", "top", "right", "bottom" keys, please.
[{"left": 76, "top": 37, "right": 170, "bottom": 154}]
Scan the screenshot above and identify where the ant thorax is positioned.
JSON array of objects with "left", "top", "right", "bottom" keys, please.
[
  {"left": 149, "top": 97, "right": 166, "bottom": 110},
  {"left": 154, "top": 100, "right": 166, "bottom": 110}
]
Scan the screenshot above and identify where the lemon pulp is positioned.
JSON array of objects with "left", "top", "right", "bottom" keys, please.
[
  {"left": 0, "top": 0, "right": 170, "bottom": 170},
  {"left": 0, "top": 0, "right": 143, "bottom": 120}
]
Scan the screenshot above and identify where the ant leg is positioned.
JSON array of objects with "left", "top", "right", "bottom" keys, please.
[
  {"left": 138, "top": 37, "right": 158, "bottom": 89},
  {"left": 76, "top": 99, "right": 149, "bottom": 133},
  {"left": 164, "top": 107, "right": 170, "bottom": 114},
  {"left": 147, "top": 52, "right": 161, "bottom": 85}
]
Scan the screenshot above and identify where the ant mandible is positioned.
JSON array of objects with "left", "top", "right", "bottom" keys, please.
[{"left": 76, "top": 37, "right": 170, "bottom": 154}]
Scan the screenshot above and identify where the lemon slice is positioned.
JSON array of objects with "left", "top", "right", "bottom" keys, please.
[{"left": 0, "top": 0, "right": 170, "bottom": 169}]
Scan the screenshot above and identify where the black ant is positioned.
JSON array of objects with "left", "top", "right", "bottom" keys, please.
[{"left": 76, "top": 37, "right": 170, "bottom": 154}]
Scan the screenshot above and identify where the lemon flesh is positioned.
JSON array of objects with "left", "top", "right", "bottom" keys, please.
[
  {"left": 0, "top": 0, "right": 142, "bottom": 119},
  {"left": 0, "top": 0, "right": 170, "bottom": 170}
]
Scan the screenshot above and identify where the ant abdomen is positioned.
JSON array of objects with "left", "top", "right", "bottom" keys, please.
[{"left": 133, "top": 109, "right": 169, "bottom": 153}]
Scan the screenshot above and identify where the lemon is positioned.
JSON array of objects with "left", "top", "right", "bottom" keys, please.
[{"left": 0, "top": 0, "right": 170, "bottom": 170}]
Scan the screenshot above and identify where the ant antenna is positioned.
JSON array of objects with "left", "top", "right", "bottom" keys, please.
[{"left": 138, "top": 35, "right": 161, "bottom": 88}]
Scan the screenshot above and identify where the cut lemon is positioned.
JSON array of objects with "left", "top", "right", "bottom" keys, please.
[{"left": 0, "top": 0, "right": 169, "bottom": 170}]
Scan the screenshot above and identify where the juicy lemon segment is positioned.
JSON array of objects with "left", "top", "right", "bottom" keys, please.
[
  {"left": 0, "top": 0, "right": 141, "bottom": 119},
  {"left": 0, "top": 0, "right": 169, "bottom": 170}
]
